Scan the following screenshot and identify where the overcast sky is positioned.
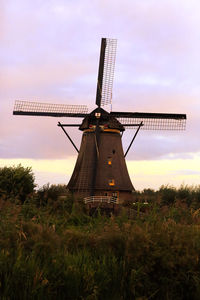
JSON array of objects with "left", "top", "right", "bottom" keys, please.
[{"left": 1, "top": 0, "right": 200, "bottom": 190}]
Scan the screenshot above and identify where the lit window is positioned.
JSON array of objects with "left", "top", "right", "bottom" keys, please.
[
  {"left": 95, "top": 112, "right": 101, "bottom": 118},
  {"left": 108, "top": 179, "right": 115, "bottom": 186},
  {"left": 108, "top": 157, "right": 112, "bottom": 165}
]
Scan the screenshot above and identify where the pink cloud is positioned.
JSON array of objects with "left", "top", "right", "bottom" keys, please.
[{"left": 1, "top": 0, "right": 200, "bottom": 165}]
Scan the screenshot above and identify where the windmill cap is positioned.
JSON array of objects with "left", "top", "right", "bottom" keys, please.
[{"left": 79, "top": 107, "right": 125, "bottom": 131}]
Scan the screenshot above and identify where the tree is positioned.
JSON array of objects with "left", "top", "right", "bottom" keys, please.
[{"left": 0, "top": 164, "right": 36, "bottom": 203}]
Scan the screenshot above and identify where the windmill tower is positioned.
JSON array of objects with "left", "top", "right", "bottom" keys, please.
[{"left": 13, "top": 38, "right": 186, "bottom": 204}]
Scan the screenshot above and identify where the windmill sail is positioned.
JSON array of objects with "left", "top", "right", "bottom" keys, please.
[
  {"left": 96, "top": 38, "right": 117, "bottom": 107},
  {"left": 111, "top": 112, "right": 186, "bottom": 130},
  {"left": 13, "top": 100, "right": 88, "bottom": 118}
]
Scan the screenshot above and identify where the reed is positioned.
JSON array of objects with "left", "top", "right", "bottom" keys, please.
[{"left": 1, "top": 184, "right": 200, "bottom": 299}]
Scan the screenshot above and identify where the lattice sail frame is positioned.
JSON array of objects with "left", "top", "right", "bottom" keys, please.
[
  {"left": 118, "top": 117, "right": 186, "bottom": 130},
  {"left": 13, "top": 100, "right": 88, "bottom": 116},
  {"left": 99, "top": 38, "right": 117, "bottom": 106}
]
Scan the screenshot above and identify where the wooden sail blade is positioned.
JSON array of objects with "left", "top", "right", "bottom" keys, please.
[
  {"left": 13, "top": 100, "right": 88, "bottom": 118},
  {"left": 110, "top": 111, "right": 186, "bottom": 130},
  {"left": 96, "top": 38, "right": 117, "bottom": 107}
]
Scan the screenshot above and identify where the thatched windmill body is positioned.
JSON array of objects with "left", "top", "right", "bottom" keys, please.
[{"left": 13, "top": 38, "right": 186, "bottom": 203}]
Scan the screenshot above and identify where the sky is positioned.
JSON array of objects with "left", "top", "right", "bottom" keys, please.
[{"left": 1, "top": 0, "right": 200, "bottom": 190}]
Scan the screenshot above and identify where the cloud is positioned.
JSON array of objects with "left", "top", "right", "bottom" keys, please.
[{"left": 1, "top": 0, "right": 200, "bottom": 193}]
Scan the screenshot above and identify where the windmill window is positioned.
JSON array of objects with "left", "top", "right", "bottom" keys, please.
[
  {"left": 95, "top": 112, "right": 101, "bottom": 118},
  {"left": 108, "top": 157, "right": 112, "bottom": 165},
  {"left": 108, "top": 179, "right": 115, "bottom": 186}
]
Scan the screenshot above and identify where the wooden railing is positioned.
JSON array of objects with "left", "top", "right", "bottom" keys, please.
[{"left": 84, "top": 196, "right": 118, "bottom": 204}]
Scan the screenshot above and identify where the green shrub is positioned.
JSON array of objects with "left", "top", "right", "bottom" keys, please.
[
  {"left": 159, "top": 185, "right": 177, "bottom": 206},
  {"left": 36, "top": 184, "right": 67, "bottom": 206},
  {"left": 192, "top": 186, "right": 200, "bottom": 209},
  {"left": 0, "top": 164, "right": 35, "bottom": 203},
  {"left": 177, "top": 184, "right": 193, "bottom": 206}
]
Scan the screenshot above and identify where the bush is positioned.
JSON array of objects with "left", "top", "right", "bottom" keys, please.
[
  {"left": 0, "top": 164, "right": 35, "bottom": 203},
  {"left": 177, "top": 184, "right": 193, "bottom": 206},
  {"left": 36, "top": 184, "right": 68, "bottom": 206},
  {"left": 159, "top": 185, "right": 177, "bottom": 206}
]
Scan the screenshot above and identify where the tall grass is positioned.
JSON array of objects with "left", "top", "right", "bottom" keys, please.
[{"left": 1, "top": 184, "right": 200, "bottom": 299}]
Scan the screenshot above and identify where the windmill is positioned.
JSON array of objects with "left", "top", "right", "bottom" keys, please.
[{"left": 13, "top": 38, "right": 186, "bottom": 204}]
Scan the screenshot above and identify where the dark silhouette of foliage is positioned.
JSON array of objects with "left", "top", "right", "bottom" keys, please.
[
  {"left": 36, "top": 183, "right": 67, "bottom": 206},
  {"left": 1, "top": 165, "right": 200, "bottom": 298},
  {"left": 1, "top": 198, "right": 200, "bottom": 299},
  {"left": 0, "top": 164, "right": 35, "bottom": 203},
  {"left": 159, "top": 185, "right": 177, "bottom": 206}
]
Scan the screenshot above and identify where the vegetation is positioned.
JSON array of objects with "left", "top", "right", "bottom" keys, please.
[
  {"left": 1, "top": 166, "right": 200, "bottom": 299},
  {"left": 0, "top": 164, "right": 35, "bottom": 203}
]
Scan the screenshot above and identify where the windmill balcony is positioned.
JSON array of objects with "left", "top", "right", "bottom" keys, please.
[{"left": 84, "top": 195, "right": 118, "bottom": 204}]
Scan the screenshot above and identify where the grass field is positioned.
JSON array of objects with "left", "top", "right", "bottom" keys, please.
[{"left": 1, "top": 184, "right": 200, "bottom": 299}]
